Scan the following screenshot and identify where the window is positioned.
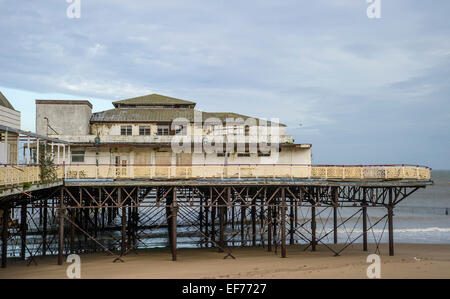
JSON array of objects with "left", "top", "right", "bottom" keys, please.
[
  {"left": 235, "top": 125, "right": 245, "bottom": 136},
  {"left": 211, "top": 125, "right": 227, "bottom": 136},
  {"left": 258, "top": 151, "right": 271, "bottom": 157},
  {"left": 71, "top": 150, "right": 85, "bottom": 163},
  {"left": 157, "top": 125, "right": 169, "bottom": 136},
  {"left": 121, "top": 126, "right": 132, "bottom": 136},
  {"left": 245, "top": 126, "right": 250, "bottom": 136},
  {"left": 237, "top": 152, "right": 251, "bottom": 157},
  {"left": 217, "top": 152, "right": 230, "bottom": 157},
  {"left": 175, "top": 125, "right": 185, "bottom": 135},
  {"left": 139, "top": 126, "right": 151, "bottom": 136}
]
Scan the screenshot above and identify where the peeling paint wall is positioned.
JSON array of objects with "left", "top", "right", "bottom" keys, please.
[
  {"left": 90, "top": 123, "right": 159, "bottom": 136},
  {"left": 69, "top": 146, "right": 311, "bottom": 166},
  {"left": 36, "top": 103, "right": 92, "bottom": 136}
]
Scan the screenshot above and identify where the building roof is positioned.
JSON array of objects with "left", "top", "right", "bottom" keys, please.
[
  {"left": 36, "top": 99, "right": 93, "bottom": 109},
  {"left": 0, "top": 92, "right": 15, "bottom": 110},
  {"left": 91, "top": 108, "right": 196, "bottom": 123},
  {"left": 0, "top": 124, "right": 70, "bottom": 144},
  {"left": 91, "top": 108, "right": 285, "bottom": 126},
  {"left": 112, "top": 94, "right": 196, "bottom": 108}
]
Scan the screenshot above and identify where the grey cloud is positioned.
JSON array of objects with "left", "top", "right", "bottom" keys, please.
[{"left": 0, "top": 0, "right": 449, "bottom": 168}]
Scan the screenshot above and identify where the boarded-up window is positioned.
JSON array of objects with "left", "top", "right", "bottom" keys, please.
[
  {"left": 135, "top": 152, "right": 151, "bottom": 165},
  {"left": 258, "top": 151, "right": 271, "bottom": 157},
  {"left": 154, "top": 151, "right": 171, "bottom": 165},
  {"left": 176, "top": 153, "right": 192, "bottom": 166},
  {"left": 71, "top": 150, "right": 85, "bottom": 163}
]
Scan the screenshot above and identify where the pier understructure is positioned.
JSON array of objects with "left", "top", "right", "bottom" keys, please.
[{"left": 0, "top": 164, "right": 432, "bottom": 268}]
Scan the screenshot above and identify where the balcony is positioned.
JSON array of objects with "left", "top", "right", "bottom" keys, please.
[
  {"left": 0, "top": 164, "right": 431, "bottom": 188},
  {"left": 49, "top": 134, "right": 295, "bottom": 145}
]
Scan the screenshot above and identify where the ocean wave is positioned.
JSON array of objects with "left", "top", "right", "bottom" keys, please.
[{"left": 336, "top": 227, "right": 450, "bottom": 234}]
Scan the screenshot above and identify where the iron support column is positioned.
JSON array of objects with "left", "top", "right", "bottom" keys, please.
[
  {"left": 211, "top": 187, "right": 216, "bottom": 245},
  {"left": 260, "top": 197, "right": 265, "bottom": 248},
  {"left": 70, "top": 209, "right": 75, "bottom": 253},
  {"left": 272, "top": 202, "right": 277, "bottom": 251},
  {"left": 58, "top": 188, "right": 64, "bottom": 265},
  {"left": 120, "top": 188, "right": 127, "bottom": 256},
  {"left": 289, "top": 195, "right": 294, "bottom": 245},
  {"left": 1, "top": 206, "right": 9, "bottom": 268},
  {"left": 362, "top": 187, "right": 368, "bottom": 251},
  {"left": 219, "top": 187, "right": 229, "bottom": 251},
  {"left": 333, "top": 187, "right": 338, "bottom": 244},
  {"left": 251, "top": 199, "right": 256, "bottom": 247},
  {"left": 171, "top": 187, "right": 177, "bottom": 261},
  {"left": 240, "top": 205, "right": 246, "bottom": 246},
  {"left": 42, "top": 199, "right": 48, "bottom": 256},
  {"left": 281, "top": 187, "right": 287, "bottom": 258},
  {"left": 199, "top": 195, "right": 203, "bottom": 248},
  {"left": 388, "top": 188, "right": 394, "bottom": 256},
  {"left": 267, "top": 204, "right": 272, "bottom": 252},
  {"left": 204, "top": 198, "right": 209, "bottom": 248},
  {"left": 20, "top": 202, "right": 27, "bottom": 260},
  {"left": 311, "top": 189, "right": 317, "bottom": 252}
]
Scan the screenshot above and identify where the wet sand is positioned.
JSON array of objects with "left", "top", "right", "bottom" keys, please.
[{"left": 0, "top": 243, "right": 449, "bottom": 279}]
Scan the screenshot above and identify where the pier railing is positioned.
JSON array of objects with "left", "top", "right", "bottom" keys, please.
[
  {"left": 0, "top": 164, "right": 432, "bottom": 187},
  {"left": 0, "top": 166, "right": 42, "bottom": 187}
]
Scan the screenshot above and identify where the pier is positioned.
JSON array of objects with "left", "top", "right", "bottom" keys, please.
[{"left": 0, "top": 164, "right": 432, "bottom": 268}]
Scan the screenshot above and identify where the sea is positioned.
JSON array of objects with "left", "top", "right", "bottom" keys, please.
[
  {"left": 179, "top": 170, "right": 450, "bottom": 246},
  {"left": 135, "top": 170, "right": 450, "bottom": 247},
  {"left": 388, "top": 170, "right": 450, "bottom": 244}
]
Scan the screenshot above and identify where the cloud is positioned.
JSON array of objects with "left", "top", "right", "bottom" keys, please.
[
  {"left": 0, "top": 0, "right": 449, "bottom": 168},
  {"left": 87, "top": 43, "right": 107, "bottom": 57}
]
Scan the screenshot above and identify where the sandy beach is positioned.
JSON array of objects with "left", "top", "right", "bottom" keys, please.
[{"left": 0, "top": 243, "right": 449, "bottom": 279}]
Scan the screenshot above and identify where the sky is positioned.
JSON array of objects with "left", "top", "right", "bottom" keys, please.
[{"left": 0, "top": 0, "right": 449, "bottom": 169}]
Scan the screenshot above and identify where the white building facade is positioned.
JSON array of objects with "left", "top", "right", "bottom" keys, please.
[{"left": 36, "top": 94, "right": 312, "bottom": 179}]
